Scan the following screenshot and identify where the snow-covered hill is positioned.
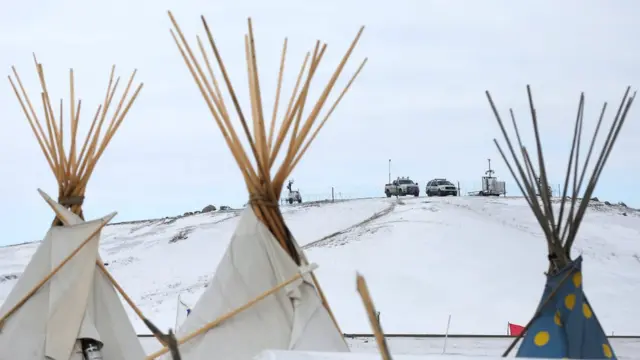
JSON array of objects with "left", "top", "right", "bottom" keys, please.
[{"left": 1, "top": 196, "right": 639, "bottom": 336}]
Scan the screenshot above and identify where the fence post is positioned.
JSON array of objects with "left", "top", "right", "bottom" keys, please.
[
  {"left": 332, "top": 187, "right": 335, "bottom": 202},
  {"left": 442, "top": 314, "right": 452, "bottom": 354}
]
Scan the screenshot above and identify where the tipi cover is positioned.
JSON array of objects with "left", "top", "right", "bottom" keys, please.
[
  {"left": 171, "top": 207, "right": 347, "bottom": 359},
  {"left": 516, "top": 256, "right": 613, "bottom": 358},
  {"left": 0, "top": 192, "right": 145, "bottom": 359}
]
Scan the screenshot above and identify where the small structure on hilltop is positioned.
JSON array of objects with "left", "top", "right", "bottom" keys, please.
[
  {"left": 468, "top": 158, "right": 506, "bottom": 196},
  {"left": 486, "top": 85, "right": 636, "bottom": 359},
  {"left": 0, "top": 58, "right": 149, "bottom": 358},
  {"left": 149, "top": 11, "right": 367, "bottom": 360}
]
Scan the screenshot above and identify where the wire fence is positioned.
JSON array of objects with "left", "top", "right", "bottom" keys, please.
[
  {"left": 277, "top": 180, "right": 623, "bottom": 205},
  {"left": 279, "top": 190, "right": 364, "bottom": 205}
]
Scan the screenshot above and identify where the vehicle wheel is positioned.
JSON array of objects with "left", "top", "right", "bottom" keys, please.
[
  {"left": 414, "top": 193, "right": 419, "bottom": 197},
  {"left": 297, "top": 199, "right": 302, "bottom": 203},
  {"left": 426, "top": 191, "right": 432, "bottom": 197},
  {"left": 385, "top": 190, "right": 391, "bottom": 198},
  {"left": 288, "top": 198, "right": 293, "bottom": 204},
  {"left": 437, "top": 190, "right": 442, "bottom": 196}
]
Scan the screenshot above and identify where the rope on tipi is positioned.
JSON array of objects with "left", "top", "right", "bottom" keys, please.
[
  {"left": 4, "top": 56, "right": 173, "bottom": 348},
  {"left": 485, "top": 85, "right": 636, "bottom": 356},
  {"left": 167, "top": 10, "right": 367, "bottom": 336}
]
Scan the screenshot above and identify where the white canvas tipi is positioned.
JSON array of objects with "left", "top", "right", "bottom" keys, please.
[
  {"left": 3, "top": 57, "right": 147, "bottom": 359},
  {"left": 151, "top": 11, "right": 367, "bottom": 360},
  {"left": 0, "top": 190, "right": 145, "bottom": 359}
]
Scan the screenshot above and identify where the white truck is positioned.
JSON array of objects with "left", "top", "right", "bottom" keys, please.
[
  {"left": 286, "top": 179, "right": 303, "bottom": 204},
  {"left": 384, "top": 177, "right": 420, "bottom": 197},
  {"left": 425, "top": 178, "right": 458, "bottom": 196},
  {"left": 286, "top": 190, "right": 302, "bottom": 204}
]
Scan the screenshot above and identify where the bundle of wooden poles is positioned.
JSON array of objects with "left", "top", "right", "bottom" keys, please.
[
  {"left": 167, "top": 11, "right": 367, "bottom": 328},
  {"left": 486, "top": 85, "right": 636, "bottom": 274},
  {"left": 8, "top": 55, "right": 143, "bottom": 224}
]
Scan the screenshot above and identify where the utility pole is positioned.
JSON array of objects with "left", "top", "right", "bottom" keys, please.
[{"left": 388, "top": 159, "right": 391, "bottom": 184}]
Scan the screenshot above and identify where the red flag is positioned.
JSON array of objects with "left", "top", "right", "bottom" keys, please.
[{"left": 508, "top": 322, "right": 525, "bottom": 336}]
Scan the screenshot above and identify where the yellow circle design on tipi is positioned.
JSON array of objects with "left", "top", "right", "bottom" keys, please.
[
  {"left": 603, "top": 343, "right": 613, "bottom": 358},
  {"left": 583, "top": 303, "right": 592, "bottom": 319},
  {"left": 534, "top": 331, "right": 550, "bottom": 347},
  {"left": 572, "top": 272, "right": 582, "bottom": 288},
  {"left": 564, "top": 293, "right": 576, "bottom": 310},
  {"left": 554, "top": 310, "right": 562, "bottom": 326}
]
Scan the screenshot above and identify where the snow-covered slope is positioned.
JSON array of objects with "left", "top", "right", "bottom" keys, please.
[{"left": 1, "top": 196, "right": 639, "bottom": 336}]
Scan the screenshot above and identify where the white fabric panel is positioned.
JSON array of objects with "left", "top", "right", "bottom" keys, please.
[
  {"left": 37, "top": 189, "right": 84, "bottom": 226},
  {"left": 45, "top": 221, "right": 101, "bottom": 359},
  {"left": 88, "top": 261, "right": 146, "bottom": 359},
  {"left": 0, "top": 224, "right": 52, "bottom": 358},
  {"left": 169, "top": 207, "right": 347, "bottom": 360},
  {"left": 0, "top": 216, "right": 107, "bottom": 359},
  {"left": 0, "top": 192, "right": 145, "bottom": 359}
]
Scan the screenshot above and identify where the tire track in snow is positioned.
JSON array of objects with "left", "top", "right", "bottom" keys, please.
[
  {"left": 303, "top": 201, "right": 397, "bottom": 249},
  {"left": 166, "top": 212, "right": 242, "bottom": 244}
]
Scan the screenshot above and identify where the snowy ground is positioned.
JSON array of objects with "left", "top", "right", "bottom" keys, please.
[
  {"left": 139, "top": 335, "right": 640, "bottom": 359},
  {"left": 305, "top": 197, "right": 640, "bottom": 335},
  {"left": 2, "top": 196, "right": 640, "bottom": 355}
]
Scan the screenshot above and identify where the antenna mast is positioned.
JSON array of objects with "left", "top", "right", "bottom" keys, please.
[{"left": 485, "top": 158, "right": 495, "bottom": 177}]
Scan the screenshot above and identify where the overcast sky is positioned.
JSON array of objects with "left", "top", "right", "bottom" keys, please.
[{"left": 0, "top": 0, "right": 638, "bottom": 246}]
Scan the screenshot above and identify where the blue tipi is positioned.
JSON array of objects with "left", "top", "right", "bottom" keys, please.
[{"left": 485, "top": 85, "right": 636, "bottom": 359}]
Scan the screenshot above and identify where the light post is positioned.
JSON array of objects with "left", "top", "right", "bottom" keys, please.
[{"left": 388, "top": 159, "right": 391, "bottom": 184}]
